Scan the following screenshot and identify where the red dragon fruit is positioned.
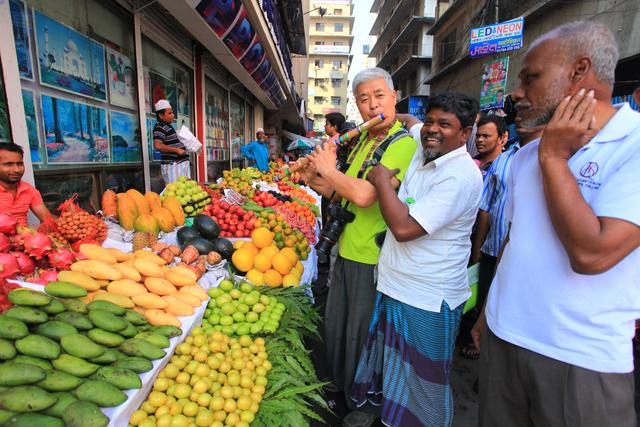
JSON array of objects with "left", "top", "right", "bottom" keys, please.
[
  {"left": 0, "top": 234, "right": 10, "bottom": 253},
  {"left": 0, "top": 253, "right": 19, "bottom": 280},
  {"left": 12, "top": 252, "right": 35, "bottom": 276},
  {"left": 39, "top": 269, "right": 58, "bottom": 283},
  {"left": 0, "top": 214, "right": 18, "bottom": 235},
  {"left": 26, "top": 277, "right": 47, "bottom": 285},
  {"left": 22, "top": 232, "right": 53, "bottom": 260},
  {"left": 47, "top": 247, "right": 76, "bottom": 270}
]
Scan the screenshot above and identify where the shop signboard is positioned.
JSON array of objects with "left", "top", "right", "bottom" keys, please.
[
  {"left": 33, "top": 10, "right": 107, "bottom": 101},
  {"left": 110, "top": 111, "right": 141, "bottom": 163},
  {"left": 107, "top": 47, "right": 136, "bottom": 109},
  {"left": 21, "top": 89, "right": 42, "bottom": 163},
  {"left": 479, "top": 57, "right": 509, "bottom": 110},
  {"left": 470, "top": 17, "right": 523, "bottom": 58},
  {"left": 149, "top": 71, "right": 178, "bottom": 113},
  {"left": 10, "top": 0, "right": 33, "bottom": 81},
  {"left": 408, "top": 96, "right": 429, "bottom": 122},
  {"left": 195, "top": 0, "right": 242, "bottom": 38},
  {"left": 252, "top": 59, "right": 271, "bottom": 85},
  {"left": 41, "top": 94, "right": 109, "bottom": 164},
  {"left": 240, "top": 35, "right": 265, "bottom": 74},
  {"left": 223, "top": 6, "right": 255, "bottom": 59}
]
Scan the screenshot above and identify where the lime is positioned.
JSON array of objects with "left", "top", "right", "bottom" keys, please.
[
  {"left": 232, "top": 312, "right": 246, "bottom": 322},
  {"left": 219, "top": 280, "right": 234, "bottom": 292},
  {"left": 245, "top": 312, "right": 259, "bottom": 323}
]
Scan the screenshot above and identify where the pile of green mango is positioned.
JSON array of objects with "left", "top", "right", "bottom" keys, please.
[{"left": 0, "top": 286, "right": 183, "bottom": 427}]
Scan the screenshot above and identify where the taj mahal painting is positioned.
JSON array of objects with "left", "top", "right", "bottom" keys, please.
[{"left": 33, "top": 10, "right": 106, "bottom": 101}]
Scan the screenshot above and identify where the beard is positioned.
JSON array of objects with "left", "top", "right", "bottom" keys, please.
[
  {"left": 515, "top": 78, "right": 567, "bottom": 127},
  {"left": 422, "top": 132, "right": 444, "bottom": 164}
]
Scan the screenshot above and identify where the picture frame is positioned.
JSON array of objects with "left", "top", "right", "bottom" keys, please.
[
  {"left": 107, "top": 47, "right": 137, "bottom": 109},
  {"left": 110, "top": 110, "right": 141, "bottom": 163},
  {"left": 21, "top": 89, "right": 43, "bottom": 164},
  {"left": 10, "top": 0, "right": 34, "bottom": 81}
]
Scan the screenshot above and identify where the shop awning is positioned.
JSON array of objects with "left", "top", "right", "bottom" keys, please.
[{"left": 282, "top": 130, "right": 319, "bottom": 151}]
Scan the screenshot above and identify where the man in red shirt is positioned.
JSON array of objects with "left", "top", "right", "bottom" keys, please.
[{"left": 0, "top": 143, "right": 51, "bottom": 225}]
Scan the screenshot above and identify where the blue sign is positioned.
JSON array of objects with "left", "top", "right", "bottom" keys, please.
[
  {"left": 408, "top": 96, "right": 429, "bottom": 122},
  {"left": 470, "top": 17, "right": 524, "bottom": 58}
]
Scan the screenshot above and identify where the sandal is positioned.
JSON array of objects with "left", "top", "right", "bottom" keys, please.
[{"left": 460, "top": 342, "right": 480, "bottom": 359}]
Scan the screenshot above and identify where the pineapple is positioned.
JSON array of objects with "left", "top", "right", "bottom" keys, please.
[{"left": 132, "top": 232, "right": 158, "bottom": 251}]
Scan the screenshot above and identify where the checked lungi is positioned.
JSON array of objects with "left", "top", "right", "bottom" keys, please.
[
  {"left": 351, "top": 292, "right": 463, "bottom": 427},
  {"left": 160, "top": 160, "right": 191, "bottom": 184}
]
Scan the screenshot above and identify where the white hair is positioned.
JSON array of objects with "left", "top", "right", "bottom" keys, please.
[
  {"left": 352, "top": 67, "right": 394, "bottom": 96},
  {"left": 530, "top": 21, "right": 619, "bottom": 85}
]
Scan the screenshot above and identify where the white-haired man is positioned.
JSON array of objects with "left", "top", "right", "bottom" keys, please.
[
  {"left": 153, "top": 99, "right": 190, "bottom": 183},
  {"left": 472, "top": 21, "right": 640, "bottom": 426},
  {"left": 302, "top": 67, "right": 417, "bottom": 424}
]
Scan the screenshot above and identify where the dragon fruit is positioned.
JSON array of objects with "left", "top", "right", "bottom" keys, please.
[
  {"left": 39, "top": 269, "right": 58, "bottom": 283},
  {"left": 12, "top": 252, "right": 35, "bottom": 276},
  {"left": 0, "top": 214, "right": 17, "bottom": 235},
  {"left": 22, "top": 232, "right": 53, "bottom": 260},
  {"left": 0, "top": 234, "right": 10, "bottom": 253},
  {"left": 0, "top": 253, "right": 19, "bottom": 280},
  {"left": 47, "top": 247, "right": 76, "bottom": 270}
]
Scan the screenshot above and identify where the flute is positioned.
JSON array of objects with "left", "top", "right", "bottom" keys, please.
[{"left": 288, "top": 114, "right": 385, "bottom": 173}]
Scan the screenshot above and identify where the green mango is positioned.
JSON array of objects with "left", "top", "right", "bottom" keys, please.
[
  {"left": 62, "top": 400, "right": 109, "bottom": 427},
  {"left": 124, "top": 309, "right": 147, "bottom": 325},
  {"left": 15, "top": 335, "right": 60, "bottom": 359},
  {"left": 12, "top": 355, "right": 52, "bottom": 370},
  {"left": 119, "top": 338, "right": 165, "bottom": 360},
  {"left": 60, "top": 334, "right": 105, "bottom": 359},
  {"left": 1, "top": 412, "right": 64, "bottom": 427},
  {"left": 88, "top": 309, "right": 127, "bottom": 332},
  {"left": 93, "top": 366, "right": 141, "bottom": 390},
  {"left": 52, "top": 354, "right": 100, "bottom": 377},
  {"left": 0, "top": 363, "right": 45, "bottom": 386},
  {"left": 44, "top": 282, "right": 87, "bottom": 298},
  {"left": 87, "top": 300, "right": 125, "bottom": 315},
  {"left": 0, "top": 316, "right": 28, "bottom": 339},
  {"left": 112, "top": 356, "right": 153, "bottom": 373},
  {"left": 152, "top": 325, "right": 182, "bottom": 338},
  {"left": 58, "top": 298, "right": 87, "bottom": 314},
  {"left": 87, "top": 328, "right": 125, "bottom": 347},
  {"left": 0, "top": 409, "right": 16, "bottom": 424},
  {"left": 42, "top": 391, "right": 78, "bottom": 418},
  {"left": 36, "top": 321, "right": 79, "bottom": 341},
  {"left": 74, "top": 380, "right": 126, "bottom": 407},
  {"left": 7, "top": 289, "right": 51, "bottom": 306},
  {"left": 3, "top": 306, "right": 48, "bottom": 324},
  {"left": 41, "top": 299, "right": 66, "bottom": 314},
  {"left": 36, "top": 369, "right": 83, "bottom": 392},
  {"left": 118, "top": 320, "right": 138, "bottom": 338},
  {"left": 53, "top": 312, "right": 92, "bottom": 330},
  {"left": 0, "top": 338, "right": 16, "bottom": 360},
  {"left": 135, "top": 331, "right": 170, "bottom": 349},
  {"left": 0, "top": 385, "right": 57, "bottom": 412},
  {"left": 87, "top": 348, "right": 119, "bottom": 364}
]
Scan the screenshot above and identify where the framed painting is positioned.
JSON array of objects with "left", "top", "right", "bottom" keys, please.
[
  {"left": 21, "top": 89, "right": 43, "bottom": 163},
  {"left": 110, "top": 111, "right": 141, "bottom": 163},
  {"left": 107, "top": 47, "right": 136, "bottom": 109},
  {"left": 10, "top": 0, "right": 33, "bottom": 80}
]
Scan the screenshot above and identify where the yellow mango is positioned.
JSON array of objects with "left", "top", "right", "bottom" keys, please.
[
  {"left": 79, "top": 244, "right": 117, "bottom": 264},
  {"left": 57, "top": 271, "right": 100, "bottom": 291},
  {"left": 132, "top": 293, "right": 168, "bottom": 309},
  {"left": 134, "top": 250, "right": 167, "bottom": 265},
  {"left": 162, "top": 296, "right": 194, "bottom": 316},
  {"left": 133, "top": 258, "right": 164, "bottom": 278},
  {"left": 144, "top": 277, "right": 177, "bottom": 296},
  {"left": 164, "top": 271, "right": 196, "bottom": 288},
  {"left": 179, "top": 285, "right": 208, "bottom": 302},
  {"left": 82, "top": 290, "right": 106, "bottom": 304},
  {"left": 93, "top": 292, "right": 135, "bottom": 308},
  {"left": 170, "top": 266, "right": 197, "bottom": 282},
  {"left": 171, "top": 292, "right": 201, "bottom": 308},
  {"left": 144, "top": 309, "right": 181, "bottom": 327},
  {"left": 112, "top": 263, "right": 142, "bottom": 282},
  {"left": 107, "top": 279, "right": 148, "bottom": 297},
  {"left": 107, "top": 247, "right": 133, "bottom": 262},
  {"left": 74, "top": 260, "right": 122, "bottom": 281},
  {"left": 96, "top": 280, "right": 110, "bottom": 288},
  {"left": 132, "top": 306, "right": 146, "bottom": 315}
]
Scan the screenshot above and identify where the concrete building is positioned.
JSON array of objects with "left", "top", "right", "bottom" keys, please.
[
  {"left": 369, "top": 0, "right": 437, "bottom": 117},
  {"left": 306, "top": 0, "right": 354, "bottom": 131},
  {"left": 427, "top": 0, "right": 640, "bottom": 107},
  {"left": 345, "top": 44, "right": 376, "bottom": 123}
]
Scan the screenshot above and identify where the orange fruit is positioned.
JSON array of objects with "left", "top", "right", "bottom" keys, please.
[
  {"left": 233, "top": 240, "right": 246, "bottom": 249},
  {"left": 271, "top": 253, "right": 291, "bottom": 276},
  {"left": 290, "top": 267, "right": 302, "bottom": 280},
  {"left": 263, "top": 269, "right": 282, "bottom": 288},
  {"left": 241, "top": 242, "right": 259, "bottom": 256},
  {"left": 295, "top": 260, "right": 303, "bottom": 272},
  {"left": 253, "top": 253, "right": 272, "bottom": 273},
  {"left": 282, "top": 274, "right": 299, "bottom": 288},
  {"left": 245, "top": 269, "right": 264, "bottom": 286},
  {"left": 232, "top": 249, "right": 254, "bottom": 273},
  {"left": 251, "top": 228, "right": 274, "bottom": 249},
  {"left": 259, "top": 246, "right": 278, "bottom": 259},
  {"left": 279, "top": 247, "right": 298, "bottom": 266}
]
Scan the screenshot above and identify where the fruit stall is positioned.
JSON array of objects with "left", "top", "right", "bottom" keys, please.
[{"left": 0, "top": 162, "right": 327, "bottom": 427}]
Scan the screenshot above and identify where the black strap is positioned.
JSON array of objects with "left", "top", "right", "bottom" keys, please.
[{"left": 356, "top": 128, "right": 410, "bottom": 179}]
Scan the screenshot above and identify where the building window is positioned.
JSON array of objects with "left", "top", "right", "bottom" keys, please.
[
  {"left": 331, "top": 78, "right": 341, "bottom": 87},
  {"left": 331, "top": 96, "right": 341, "bottom": 106},
  {"left": 315, "top": 78, "right": 326, "bottom": 87},
  {"left": 333, "top": 8, "right": 342, "bottom": 15},
  {"left": 363, "top": 44, "right": 370, "bottom": 54},
  {"left": 314, "top": 96, "right": 324, "bottom": 104},
  {"left": 315, "top": 41, "right": 324, "bottom": 45},
  {"left": 315, "top": 22, "right": 324, "bottom": 31},
  {"left": 334, "top": 23, "right": 344, "bottom": 32},
  {"left": 333, "top": 41, "right": 344, "bottom": 46},
  {"left": 441, "top": 29, "right": 457, "bottom": 64},
  {"left": 314, "top": 59, "right": 324, "bottom": 68},
  {"left": 332, "top": 60, "right": 342, "bottom": 70}
]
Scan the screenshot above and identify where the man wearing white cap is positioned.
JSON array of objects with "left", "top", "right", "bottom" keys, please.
[
  {"left": 153, "top": 99, "right": 190, "bottom": 183},
  {"left": 240, "top": 128, "right": 270, "bottom": 172}
]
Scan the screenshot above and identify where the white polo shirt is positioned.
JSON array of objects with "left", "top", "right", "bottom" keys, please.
[
  {"left": 486, "top": 103, "right": 640, "bottom": 373},
  {"left": 377, "top": 130, "right": 483, "bottom": 312}
]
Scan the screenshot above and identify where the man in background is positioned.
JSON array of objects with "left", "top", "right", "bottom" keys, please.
[
  {"left": 153, "top": 99, "right": 190, "bottom": 184},
  {"left": 240, "top": 128, "right": 270, "bottom": 172},
  {"left": 474, "top": 115, "right": 508, "bottom": 177}
]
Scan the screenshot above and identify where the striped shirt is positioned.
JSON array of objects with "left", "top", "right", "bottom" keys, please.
[
  {"left": 153, "top": 120, "right": 188, "bottom": 164},
  {"left": 479, "top": 143, "right": 519, "bottom": 257},
  {"left": 0, "top": 181, "right": 44, "bottom": 226}
]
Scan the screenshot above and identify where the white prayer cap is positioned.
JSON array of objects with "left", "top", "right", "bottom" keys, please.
[
  {"left": 154, "top": 99, "right": 171, "bottom": 112},
  {"left": 256, "top": 128, "right": 265, "bottom": 133}
]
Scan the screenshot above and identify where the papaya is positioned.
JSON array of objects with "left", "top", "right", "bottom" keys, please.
[
  {"left": 101, "top": 189, "right": 117, "bottom": 217},
  {"left": 144, "top": 191, "right": 162, "bottom": 211},
  {"left": 74, "top": 380, "right": 127, "bottom": 407},
  {"left": 63, "top": 400, "right": 109, "bottom": 427},
  {"left": 151, "top": 207, "right": 176, "bottom": 232},
  {"left": 126, "top": 189, "right": 150, "bottom": 215},
  {"left": 162, "top": 196, "right": 185, "bottom": 226},
  {"left": 134, "top": 214, "right": 159, "bottom": 234},
  {"left": 116, "top": 192, "right": 138, "bottom": 231}
]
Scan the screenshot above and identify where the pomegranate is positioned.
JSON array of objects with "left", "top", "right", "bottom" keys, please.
[
  {"left": 0, "top": 253, "right": 19, "bottom": 280},
  {"left": 22, "top": 232, "right": 53, "bottom": 259},
  {"left": 12, "top": 252, "right": 35, "bottom": 276},
  {"left": 47, "top": 247, "right": 76, "bottom": 270},
  {"left": 0, "top": 214, "right": 18, "bottom": 235},
  {"left": 0, "top": 234, "right": 10, "bottom": 253}
]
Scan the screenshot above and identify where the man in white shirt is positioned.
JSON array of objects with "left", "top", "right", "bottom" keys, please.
[
  {"left": 350, "top": 92, "right": 482, "bottom": 427},
  {"left": 473, "top": 21, "right": 640, "bottom": 426}
]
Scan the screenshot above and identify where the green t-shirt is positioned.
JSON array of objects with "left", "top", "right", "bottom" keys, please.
[{"left": 338, "top": 120, "right": 417, "bottom": 264}]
